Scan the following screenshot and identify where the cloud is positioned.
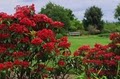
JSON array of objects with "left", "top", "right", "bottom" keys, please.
[{"left": 0, "top": 0, "right": 119, "bottom": 22}]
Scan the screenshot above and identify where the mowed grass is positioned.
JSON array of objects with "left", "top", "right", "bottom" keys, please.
[{"left": 68, "top": 35, "right": 111, "bottom": 52}]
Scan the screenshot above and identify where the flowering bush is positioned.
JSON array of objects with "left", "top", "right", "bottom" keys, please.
[
  {"left": 0, "top": 4, "right": 75, "bottom": 79},
  {"left": 74, "top": 32, "right": 120, "bottom": 79},
  {"left": 1, "top": 4, "right": 120, "bottom": 79}
]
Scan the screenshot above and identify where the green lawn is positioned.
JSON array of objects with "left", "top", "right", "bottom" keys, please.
[{"left": 68, "top": 35, "right": 110, "bottom": 52}]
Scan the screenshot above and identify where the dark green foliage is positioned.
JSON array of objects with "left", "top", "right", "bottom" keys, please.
[
  {"left": 103, "top": 22, "right": 120, "bottom": 33},
  {"left": 115, "top": 4, "right": 120, "bottom": 21},
  {"left": 69, "top": 18, "right": 83, "bottom": 31},
  {"left": 82, "top": 6, "right": 104, "bottom": 31},
  {"left": 40, "top": 2, "right": 75, "bottom": 32}
]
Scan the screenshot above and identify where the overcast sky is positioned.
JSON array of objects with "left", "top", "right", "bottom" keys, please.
[{"left": 0, "top": 0, "right": 119, "bottom": 22}]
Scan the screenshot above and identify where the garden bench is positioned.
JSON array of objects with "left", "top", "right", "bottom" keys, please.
[{"left": 69, "top": 32, "right": 80, "bottom": 36}]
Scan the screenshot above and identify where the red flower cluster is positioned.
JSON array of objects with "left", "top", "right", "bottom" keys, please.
[
  {"left": 4, "top": 62, "right": 13, "bottom": 69},
  {"left": 20, "top": 17, "right": 36, "bottom": 27},
  {"left": 0, "top": 47, "right": 6, "bottom": 53},
  {"left": 20, "top": 37, "right": 30, "bottom": 43},
  {"left": 13, "top": 51, "right": 26, "bottom": 58},
  {"left": 37, "top": 29, "right": 55, "bottom": 42},
  {"left": 31, "top": 37, "right": 43, "bottom": 45},
  {"left": 58, "top": 36, "right": 71, "bottom": 48},
  {"left": 58, "top": 60, "right": 66, "bottom": 67},
  {"left": 14, "top": 4, "right": 35, "bottom": 19},
  {"left": 0, "top": 12, "right": 13, "bottom": 20},
  {"left": 33, "top": 14, "right": 53, "bottom": 23},
  {"left": 9, "top": 23, "right": 29, "bottom": 34},
  {"left": 43, "top": 42, "right": 55, "bottom": 52},
  {"left": 0, "top": 24, "right": 6, "bottom": 30},
  {"left": 0, "top": 63, "right": 5, "bottom": 70},
  {"left": 74, "top": 51, "right": 80, "bottom": 56},
  {"left": 14, "top": 60, "right": 29, "bottom": 68},
  {"left": 78, "top": 45, "right": 90, "bottom": 51},
  {"left": 110, "top": 32, "right": 120, "bottom": 40},
  {"left": 52, "top": 21, "right": 64, "bottom": 28},
  {"left": 0, "top": 33, "right": 10, "bottom": 39},
  {"left": 79, "top": 43, "right": 120, "bottom": 77}
]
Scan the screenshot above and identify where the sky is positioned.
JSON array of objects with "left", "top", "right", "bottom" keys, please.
[{"left": 0, "top": 0, "right": 119, "bottom": 22}]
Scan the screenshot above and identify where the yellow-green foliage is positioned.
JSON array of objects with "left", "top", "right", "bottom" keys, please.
[{"left": 103, "top": 23, "right": 120, "bottom": 33}]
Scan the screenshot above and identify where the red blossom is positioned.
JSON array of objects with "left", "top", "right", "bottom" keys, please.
[
  {"left": 78, "top": 45, "right": 90, "bottom": 51},
  {"left": 0, "top": 33, "right": 10, "bottom": 39},
  {"left": 20, "top": 17, "right": 36, "bottom": 27},
  {"left": 13, "top": 51, "right": 26, "bottom": 58},
  {"left": 31, "top": 37, "right": 43, "bottom": 45},
  {"left": 43, "top": 42, "right": 55, "bottom": 52},
  {"left": 58, "top": 41, "right": 70, "bottom": 48},
  {"left": 14, "top": 12, "right": 26, "bottom": 20},
  {"left": 9, "top": 23, "right": 29, "bottom": 34},
  {"left": 14, "top": 60, "right": 29, "bottom": 68},
  {"left": 0, "top": 63, "right": 5, "bottom": 70},
  {"left": 89, "top": 60, "right": 103, "bottom": 66},
  {"left": 58, "top": 36, "right": 68, "bottom": 42},
  {"left": 4, "top": 62, "right": 13, "bottom": 69},
  {"left": 46, "top": 67, "right": 54, "bottom": 71},
  {"left": 14, "top": 4, "right": 35, "bottom": 19},
  {"left": 29, "top": 4, "right": 35, "bottom": 11},
  {"left": 21, "top": 61, "right": 29, "bottom": 68},
  {"left": 0, "top": 24, "right": 6, "bottom": 30},
  {"left": 110, "top": 32, "right": 120, "bottom": 40},
  {"left": 0, "top": 12, "right": 13, "bottom": 20},
  {"left": 51, "top": 21, "right": 64, "bottom": 28},
  {"left": 58, "top": 60, "right": 65, "bottom": 67},
  {"left": 94, "top": 43, "right": 108, "bottom": 50},
  {"left": 14, "top": 60, "right": 22, "bottom": 66},
  {"left": 33, "top": 14, "right": 53, "bottom": 23},
  {"left": 103, "top": 52, "right": 115, "bottom": 59},
  {"left": 104, "top": 60, "right": 117, "bottom": 66},
  {"left": 114, "top": 56, "right": 120, "bottom": 60},
  {"left": 37, "top": 29, "right": 55, "bottom": 41},
  {"left": 0, "top": 47, "right": 7, "bottom": 53},
  {"left": 73, "top": 51, "right": 80, "bottom": 56},
  {"left": 20, "top": 37, "right": 30, "bottom": 43},
  {"left": 55, "top": 49, "right": 60, "bottom": 56},
  {"left": 58, "top": 37, "right": 70, "bottom": 48}
]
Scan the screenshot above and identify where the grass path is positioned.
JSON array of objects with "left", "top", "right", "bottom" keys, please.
[{"left": 68, "top": 35, "right": 110, "bottom": 52}]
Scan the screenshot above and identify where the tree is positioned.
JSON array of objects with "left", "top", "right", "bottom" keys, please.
[
  {"left": 82, "top": 6, "right": 104, "bottom": 32},
  {"left": 115, "top": 4, "right": 120, "bottom": 21},
  {"left": 40, "top": 2, "right": 75, "bottom": 32},
  {"left": 69, "top": 18, "right": 83, "bottom": 31}
]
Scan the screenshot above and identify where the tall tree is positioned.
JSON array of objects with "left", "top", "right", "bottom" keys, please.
[
  {"left": 69, "top": 18, "right": 83, "bottom": 31},
  {"left": 82, "top": 6, "right": 104, "bottom": 31},
  {"left": 115, "top": 4, "right": 120, "bottom": 21},
  {"left": 40, "top": 2, "right": 75, "bottom": 32}
]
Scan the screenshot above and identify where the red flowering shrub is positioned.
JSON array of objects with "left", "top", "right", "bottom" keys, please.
[
  {"left": 73, "top": 33, "right": 120, "bottom": 79},
  {"left": 1, "top": 4, "right": 120, "bottom": 79},
  {"left": 0, "top": 4, "right": 74, "bottom": 79}
]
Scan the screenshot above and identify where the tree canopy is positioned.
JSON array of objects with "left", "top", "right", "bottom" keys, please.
[
  {"left": 82, "top": 6, "right": 104, "bottom": 32},
  {"left": 40, "top": 2, "right": 75, "bottom": 32},
  {"left": 115, "top": 4, "right": 120, "bottom": 21}
]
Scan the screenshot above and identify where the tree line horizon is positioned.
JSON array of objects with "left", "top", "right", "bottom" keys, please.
[{"left": 39, "top": 2, "right": 120, "bottom": 34}]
